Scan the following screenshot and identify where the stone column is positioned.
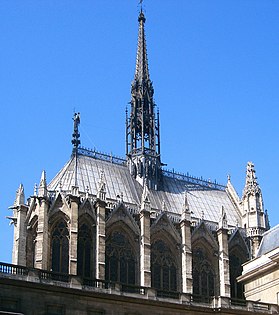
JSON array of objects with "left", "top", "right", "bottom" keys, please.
[
  {"left": 95, "top": 198, "right": 106, "bottom": 280},
  {"left": 95, "top": 174, "right": 107, "bottom": 280},
  {"left": 140, "top": 207, "right": 151, "bottom": 287},
  {"left": 68, "top": 186, "right": 79, "bottom": 275},
  {"left": 12, "top": 204, "right": 28, "bottom": 266},
  {"left": 180, "top": 206, "right": 192, "bottom": 294},
  {"left": 35, "top": 197, "right": 49, "bottom": 270},
  {"left": 35, "top": 171, "right": 49, "bottom": 270},
  {"left": 10, "top": 184, "right": 27, "bottom": 266},
  {"left": 217, "top": 206, "right": 230, "bottom": 297},
  {"left": 140, "top": 184, "right": 151, "bottom": 287}
]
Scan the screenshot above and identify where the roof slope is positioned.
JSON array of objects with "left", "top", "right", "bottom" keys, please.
[
  {"left": 48, "top": 150, "right": 240, "bottom": 227},
  {"left": 257, "top": 224, "right": 279, "bottom": 257}
]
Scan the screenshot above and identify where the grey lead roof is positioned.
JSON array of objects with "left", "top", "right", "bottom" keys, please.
[
  {"left": 257, "top": 224, "right": 279, "bottom": 257},
  {"left": 48, "top": 150, "right": 240, "bottom": 227}
]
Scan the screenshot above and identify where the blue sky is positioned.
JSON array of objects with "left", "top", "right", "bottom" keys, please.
[{"left": 1, "top": 0, "right": 279, "bottom": 263}]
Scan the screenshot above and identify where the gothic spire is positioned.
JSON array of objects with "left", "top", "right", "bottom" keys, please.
[
  {"left": 134, "top": 10, "right": 150, "bottom": 87},
  {"left": 126, "top": 10, "right": 161, "bottom": 190}
]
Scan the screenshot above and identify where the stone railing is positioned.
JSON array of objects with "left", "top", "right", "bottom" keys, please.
[{"left": 0, "top": 262, "right": 278, "bottom": 314}]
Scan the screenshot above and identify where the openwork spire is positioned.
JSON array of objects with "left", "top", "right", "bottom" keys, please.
[{"left": 126, "top": 10, "right": 161, "bottom": 190}]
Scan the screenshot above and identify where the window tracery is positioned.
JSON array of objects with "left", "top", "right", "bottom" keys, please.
[
  {"left": 77, "top": 222, "right": 94, "bottom": 278},
  {"left": 51, "top": 220, "right": 69, "bottom": 274},
  {"left": 192, "top": 247, "right": 215, "bottom": 298},
  {"left": 229, "top": 253, "right": 244, "bottom": 299},
  {"left": 151, "top": 240, "right": 177, "bottom": 291},
  {"left": 105, "top": 231, "right": 136, "bottom": 284}
]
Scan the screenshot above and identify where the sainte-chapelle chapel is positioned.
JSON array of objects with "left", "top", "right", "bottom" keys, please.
[{"left": 5, "top": 8, "right": 271, "bottom": 312}]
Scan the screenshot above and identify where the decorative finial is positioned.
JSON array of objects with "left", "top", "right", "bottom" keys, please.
[
  {"left": 33, "top": 183, "right": 37, "bottom": 196},
  {"left": 14, "top": 183, "right": 25, "bottom": 206},
  {"left": 162, "top": 200, "right": 166, "bottom": 212},
  {"left": 138, "top": 0, "right": 145, "bottom": 22},
  {"left": 183, "top": 191, "right": 189, "bottom": 212},
  {"left": 219, "top": 205, "right": 228, "bottom": 230},
  {"left": 59, "top": 180, "right": 62, "bottom": 192},
  {"left": 97, "top": 170, "right": 106, "bottom": 201},
  {"left": 38, "top": 170, "right": 47, "bottom": 198},
  {"left": 201, "top": 210, "right": 204, "bottom": 221},
  {"left": 141, "top": 180, "right": 151, "bottom": 211},
  {"left": 72, "top": 112, "right": 81, "bottom": 153},
  {"left": 243, "top": 161, "right": 261, "bottom": 197},
  {"left": 181, "top": 191, "right": 191, "bottom": 222}
]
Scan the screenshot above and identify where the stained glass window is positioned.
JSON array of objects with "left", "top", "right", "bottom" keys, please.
[
  {"left": 192, "top": 247, "right": 215, "bottom": 298},
  {"left": 230, "top": 254, "right": 244, "bottom": 299},
  {"left": 105, "top": 231, "right": 136, "bottom": 284},
  {"left": 77, "top": 223, "right": 94, "bottom": 278},
  {"left": 151, "top": 240, "right": 177, "bottom": 291},
  {"left": 51, "top": 221, "right": 69, "bottom": 274}
]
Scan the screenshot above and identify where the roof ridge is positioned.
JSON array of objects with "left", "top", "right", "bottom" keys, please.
[{"left": 78, "top": 146, "right": 225, "bottom": 190}]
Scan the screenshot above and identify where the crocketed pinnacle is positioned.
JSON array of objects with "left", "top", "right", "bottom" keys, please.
[
  {"left": 243, "top": 162, "right": 261, "bottom": 196},
  {"left": 134, "top": 10, "right": 150, "bottom": 86}
]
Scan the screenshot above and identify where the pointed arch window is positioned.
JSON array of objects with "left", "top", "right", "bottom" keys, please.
[
  {"left": 230, "top": 254, "right": 244, "bottom": 300},
  {"left": 77, "top": 222, "right": 94, "bottom": 278},
  {"left": 105, "top": 231, "right": 136, "bottom": 285},
  {"left": 51, "top": 221, "right": 69, "bottom": 274},
  {"left": 26, "top": 221, "right": 38, "bottom": 268},
  {"left": 192, "top": 248, "right": 215, "bottom": 299},
  {"left": 151, "top": 240, "right": 177, "bottom": 291}
]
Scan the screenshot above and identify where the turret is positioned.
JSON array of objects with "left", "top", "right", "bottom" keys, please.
[{"left": 241, "top": 162, "right": 267, "bottom": 257}]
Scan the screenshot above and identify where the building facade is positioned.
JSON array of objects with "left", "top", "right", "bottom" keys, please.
[
  {"left": 239, "top": 224, "right": 279, "bottom": 305},
  {"left": 3, "top": 9, "right": 274, "bottom": 315}
]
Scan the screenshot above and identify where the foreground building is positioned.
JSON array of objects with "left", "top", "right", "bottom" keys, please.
[
  {"left": 239, "top": 224, "right": 279, "bottom": 305},
  {"left": 1, "top": 9, "right": 276, "bottom": 315}
]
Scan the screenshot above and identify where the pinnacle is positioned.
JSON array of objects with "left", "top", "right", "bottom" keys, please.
[
  {"left": 243, "top": 161, "right": 261, "bottom": 196},
  {"left": 14, "top": 183, "right": 25, "bottom": 206}
]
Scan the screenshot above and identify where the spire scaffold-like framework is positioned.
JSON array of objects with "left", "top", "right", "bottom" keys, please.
[{"left": 126, "top": 9, "right": 161, "bottom": 190}]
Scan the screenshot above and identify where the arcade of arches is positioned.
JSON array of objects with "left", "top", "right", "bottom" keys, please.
[{"left": 25, "top": 212, "right": 245, "bottom": 299}]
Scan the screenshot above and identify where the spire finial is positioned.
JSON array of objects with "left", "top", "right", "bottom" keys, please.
[
  {"left": 38, "top": 170, "right": 47, "bottom": 197},
  {"left": 97, "top": 170, "right": 106, "bottom": 201},
  {"left": 72, "top": 112, "right": 81, "bottom": 153},
  {"left": 243, "top": 161, "right": 261, "bottom": 197},
  {"left": 139, "top": 0, "right": 144, "bottom": 12},
  {"left": 219, "top": 205, "right": 228, "bottom": 229},
  {"left": 14, "top": 183, "right": 25, "bottom": 206},
  {"left": 141, "top": 180, "right": 151, "bottom": 211}
]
